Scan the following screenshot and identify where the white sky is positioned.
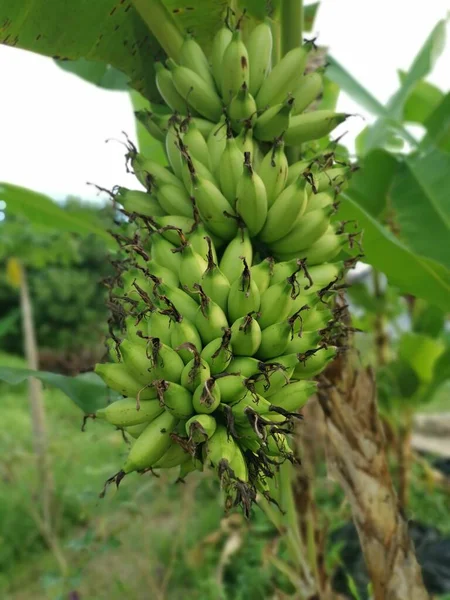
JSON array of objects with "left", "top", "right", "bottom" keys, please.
[{"left": 0, "top": 0, "right": 448, "bottom": 202}]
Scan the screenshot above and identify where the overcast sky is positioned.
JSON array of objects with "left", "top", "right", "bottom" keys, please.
[{"left": 0, "top": 0, "right": 448, "bottom": 203}]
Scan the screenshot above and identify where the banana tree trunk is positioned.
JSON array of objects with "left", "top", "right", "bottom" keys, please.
[{"left": 317, "top": 350, "right": 429, "bottom": 600}]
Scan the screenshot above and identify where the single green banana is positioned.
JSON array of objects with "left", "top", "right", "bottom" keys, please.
[
  {"left": 192, "top": 174, "right": 238, "bottom": 241},
  {"left": 247, "top": 20, "right": 273, "bottom": 96},
  {"left": 258, "top": 273, "right": 300, "bottom": 329},
  {"left": 250, "top": 361, "right": 295, "bottom": 397},
  {"left": 152, "top": 278, "right": 199, "bottom": 322},
  {"left": 129, "top": 149, "right": 183, "bottom": 191},
  {"left": 165, "top": 121, "right": 184, "bottom": 179},
  {"left": 152, "top": 216, "right": 195, "bottom": 244},
  {"left": 259, "top": 180, "right": 308, "bottom": 243},
  {"left": 302, "top": 229, "right": 347, "bottom": 265},
  {"left": 227, "top": 356, "right": 261, "bottom": 378},
  {"left": 120, "top": 338, "right": 184, "bottom": 385},
  {"left": 149, "top": 233, "right": 182, "bottom": 276},
  {"left": 306, "top": 191, "right": 334, "bottom": 213},
  {"left": 185, "top": 414, "right": 217, "bottom": 443},
  {"left": 188, "top": 224, "right": 220, "bottom": 260},
  {"left": 270, "top": 207, "right": 333, "bottom": 254},
  {"left": 181, "top": 151, "right": 218, "bottom": 192},
  {"left": 228, "top": 445, "right": 248, "bottom": 481},
  {"left": 292, "top": 72, "right": 323, "bottom": 115},
  {"left": 167, "top": 59, "right": 223, "bottom": 122},
  {"left": 315, "top": 167, "right": 350, "bottom": 193},
  {"left": 96, "top": 398, "right": 163, "bottom": 427},
  {"left": 153, "top": 442, "right": 190, "bottom": 469},
  {"left": 228, "top": 83, "right": 257, "bottom": 133},
  {"left": 95, "top": 363, "right": 157, "bottom": 400},
  {"left": 201, "top": 237, "right": 231, "bottom": 313},
  {"left": 269, "top": 380, "right": 317, "bottom": 413},
  {"left": 286, "top": 159, "right": 310, "bottom": 187},
  {"left": 191, "top": 118, "right": 216, "bottom": 139},
  {"left": 124, "top": 422, "right": 149, "bottom": 439},
  {"left": 153, "top": 380, "right": 194, "bottom": 419},
  {"left": 256, "top": 46, "right": 308, "bottom": 109},
  {"left": 147, "top": 310, "right": 172, "bottom": 346},
  {"left": 134, "top": 110, "right": 168, "bottom": 143},
  {"left": 217, "top": 128, "right": 245, "bottom": 205},
  {"left": 194, "top": 285, "right": 229, "bottom": 345},
  {"left": 207, "top": 116, "right": 227, "bottom": 172},
  {"left": 201, "top": 329, "right": 233, "bottom": 374},
  {"left": 256, "top": 309, "right": 304, "bottom": 360},
  {"left": 178, "top": 242, "right": 208, "bottom": 293},
  {"left": 250, "top": 257, "right": 274, "bottom": 294},
  {"left": 193, "top": 377, "right": 221, "bottom": 414},
  {"left": 254, "top": 98, "right": 294, "bottom": 142},
  {"left": 284, "top": 111, "right": 348, "bottom": 146},
  {"left": 123, "top": 411, "right": 178, "bottom": 473},
  {"left": 227, "top": 258, "right": 261, "bottom": 323},
  {"left": 231, "top": 390, "right": 272, "bottom": 422},
  {"left": 230, "top": 312, "right": 262, "bottom": 356},
  {"left": 210, "top": 25, "right": 233, "bottom": 94},
  {"left": 183, "top": 120, "right": 211, "bottom": 170},
  {"left": 219, "top": 229, "right": 253, "bottom": 284},
  {"left": 180, "top": 346, "right": 211, "bottom": 392},
  {"left": 215, "top": 374, "right": 247, "bottom": 404},
  {"left": 204, "top": 425, "right": 236, "bottom": 468},
  {"left": 180, "top": 34, "right": 216, "bottom": 90},
  {"left": 235, "top": 153, "right": 268, "bottom": 236},
  {"left": 292, "top": 346, "right": 337, "bottom": 379},
  {"left": 155, "top": 62, "right": 191, "bottom": 114},
  {"left": 115, "top": 188, "right": 166, "bottom": 217},
  {"left": 284, "top": 331, "right": 322, "bottom": 354},
  {"left": 169, "top": 310, "right": 202, "bottom": 364},
  {"left": 221, "top": 29, "right": 250, "bottom": 104},
  {"left": 258, "top": 142, "right": 289, "bottom": 207}
]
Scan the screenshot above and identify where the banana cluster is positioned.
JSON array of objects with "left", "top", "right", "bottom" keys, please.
[{"left": 94, "top": 17, "right": 357, "bottom": 514}]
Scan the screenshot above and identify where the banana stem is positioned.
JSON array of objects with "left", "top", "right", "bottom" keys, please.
[
  {"left": 131, "top": 0, "right": 184, "bottom": 61},
  {"left": 280, "top": 0, "right": 303, "bottom": 57}
]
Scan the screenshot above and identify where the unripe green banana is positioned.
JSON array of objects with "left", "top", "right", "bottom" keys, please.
[
  {"left": 230, "top": 312, "right": 262, "bottom": 356},
  {"left": 247, "top": 20, "right": 273, "bottom": 96},
  {"left": 217, "top": 128, "right": 245, "bottom": 205},
  {"left": 95, "top": 363, "right": 157, "bottom": 400},
  {"left": 167, "top": 59, "right": 223, "bottom": 122},
  {"left": 286, "top": 159, "right": 310, "bottom": 187},
  {"left": 180, "top": 34, "right": 216, "bottom": 90},
  {"left": 207, "top": 116, "right": 227, "bottom": 172},
  {"left": 227, "top": 356, "right": 261, "bottom": 377},
  {"left": 182, "top": 120, "right": 211, "bottom": 170},
  {"left": 147, "top": 310, "right": 172, "bottom": 346},
  {"left": 256, "top": 309, "right": 304, "bottom": 360},
  {"left": 115, "top": 188, "right": 166, "bottom": 217},
  {"left": 201, "top": 329, "right": 233, "bottom": 374},
  {"left": 181, "top": 153, "right": 218, "bottom": 192},
  {"left": 266, "top": 432, "right": 293, "bottom": 458},
  {"left": 165, "top": 121, "right": 184, "bottom": 179},
  {"left": 228, "top": 83, "right": 257, "bottom": 133},
  {"left": 219, "top": 229, "right": 253, "bottom": 284},
  {"left": 284, "top": 111, "right": 348, "bottom": 146},
  {"left": 152, "top": 217, "right": 195, "bottom": 245},
  {"left": 293, "top": 305, "right": 332, "bottom": 334},
  {"left": 152, "top": 380, "right": 194, "bottom": 419},
  {"left": 235, "top": 153, "right": 268, "bottom": 236},
  {"left": 123, "top": 411, "right": 178, "bottom": 473},
  {"left": 315, "top": 167, "right": 350, "bottom": 193},
  {"left": 168, "top": 310, "right": 202, "bottom": 364},
  {"left": 125, "top": 422, "right": 148, "bottom": 439},
  {"left": 188, "top": 225, "right": 220, "bottom": 260},
  {"left": 306, "top": 192, "right": 334, "bottom": 213},
  {"left": 129, "top": 149, "right": 183, "bottom": 190},
  {"left": 204, "top": 425, "right": 236, "bottom": 467},
  {"left": 292, "top": 72, "right": 324, "bottom": 115},
  {"left": 254, "top": 98, "right": 294, "bottom": 142},
  {"left": 231, "top": 390, "right": 272, "bottom": 422},
  {"left": 293, "top": 346, "right": 337, "bottom": 379},
  {"left": 258, "top": 142, "right": 289, "bottom": 207},
  {"left": 180, "top": 346, "right": 211, "bottom": 392},
  {"left": 291, "top": 228, "right": 346, "bottom": 265},
  {"left": 201, "top": 237, "right": 230, "bottom": 312},
  {"left": 235, "top": 425, "right": 263, "bottom": 453},
  {"left": 149, "top": 233, "right": 182, "bottom": 276},
  {"left": 134, "top": 110, "right": 169, "bottom": 143},
  {"left": 153, "top": 442, "right": 190, "bottom": 469},
  {"left": 228, "top": 445, "right": 248, "bottom": 481},
  {"left": 270, "top": 207, "right": 332, "bottom": 254},
  {"left": 185, "top": 414, "right": 217, "bottom": 443},
  {"left": 152, "top": 279, "right": 199, "bottom": 322},
  {"left": 250, "top": 257, "right": 274, "bottom": 294},
  {"left": 191, "top": 174, "right": 238, "bottom": 241},
  {"left": 194, "top": 285, "right": 229, "bottom": 345},
  {"left": 191, "top": 118, "right": 216, "bottom": 139},
  {"left": 221, "top": 29, "right": 250, "bottom": 104},
  {"left": 235, "top": 124, "right": 255, "bottom": 155},
  {"left": 178, "top": 242, "right": 208, "bottom": 293},
  {"left": 193, "top": 377, "right": 221, "bottom": 414},
  {"left": 155, "top": 62, "right": 191, "bottom": 114},
  {"left": 106, "top": 338, "right": 121, "bottom": 363},
  {"left": 258, "top": 273, "right": 300, "bottom": 329},
  {"left": 178, "top": 458, "right": 198, "bottom": 479},
  {"left": 259, "top": 180, "right": 308, "bottom": 243},
  {"left": 120, "top": 338, "right": 184, "bottom": 385},
  {"left": 211, "top": 25, "right": 233, "bottom": 94},
  {"left": 269, "top": 380, "right": 317, "bottom": 412},
  {"left": 250, "top": 361, "right": 295, "bottom": 397},
  {"left": 227, "top": 258, "right": 261, "bottom": 322},
  {"left": 284, "top": 331, "right": 322, "bottom": 354},
  {"left": 256, "top": 46, "right": 307, "bottom": 109},
  {"left": 125, "top": 316, "right": 148, "bottom": 346},
  {"left": 96, "top": 398, "right": 163, "bottom": 427},
  {"left": 215, "top": 374, "right": 247, "bottom": 404}
]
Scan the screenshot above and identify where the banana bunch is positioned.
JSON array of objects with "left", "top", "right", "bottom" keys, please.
[{"left": 94, "top": 15, "right": 358, "bottom": 514}]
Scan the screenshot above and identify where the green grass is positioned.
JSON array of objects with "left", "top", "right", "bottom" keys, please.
[{"left": 0, "top": 351, "right": 449, "bottom": 600}]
